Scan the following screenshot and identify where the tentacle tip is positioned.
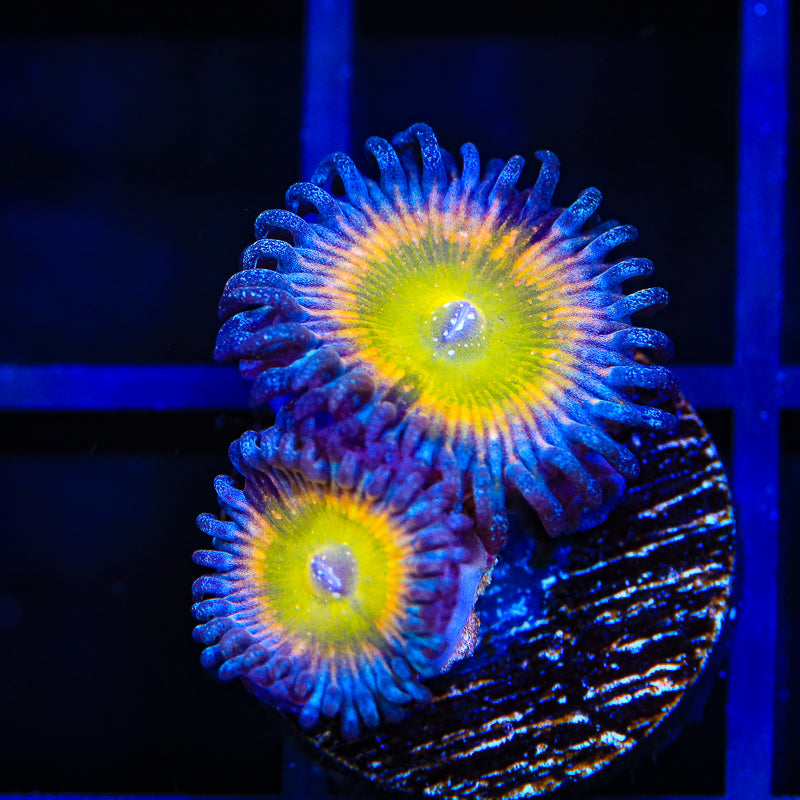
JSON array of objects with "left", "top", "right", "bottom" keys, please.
[
  {"left": 534, "top": 149, "right": 559, "bottom": 165},
  {"left": 643, "top": 408, "right": 679, "bottom": 432}
]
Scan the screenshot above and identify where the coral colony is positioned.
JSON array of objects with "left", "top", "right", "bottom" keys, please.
[{"left": 192, "top": 123, "right": 677, "bottom": 739}]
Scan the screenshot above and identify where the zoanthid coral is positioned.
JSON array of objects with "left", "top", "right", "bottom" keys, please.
[
  {"left": 192, "top": 430, "right": 486, "bottom": 739},
  {"left": 214, "top": 123, "right": 677, "bottom": 543}
]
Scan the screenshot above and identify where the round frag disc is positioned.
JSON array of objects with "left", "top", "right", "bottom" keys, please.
[{"left": 296, "top": 393, "right": 737, "bottom": 798}]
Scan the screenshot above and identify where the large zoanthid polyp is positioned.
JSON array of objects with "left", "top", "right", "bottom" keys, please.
[{"left": 214, "top": 123, "right": 678, "bottom": 550}]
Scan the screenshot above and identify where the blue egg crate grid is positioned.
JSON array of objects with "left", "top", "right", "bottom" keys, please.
[{"left": 0, "top": 0, "right": 792, "bottom": 798}]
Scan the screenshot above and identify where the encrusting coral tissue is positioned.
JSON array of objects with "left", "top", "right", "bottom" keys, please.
[{"left": 192, "top": 123, "right": 678, "bottom": 739}]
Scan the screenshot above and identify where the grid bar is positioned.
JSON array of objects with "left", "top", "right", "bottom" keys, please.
[
  {"left": 725, "top": 0, "right": 788, "bottom": 797},
  {"left": 5, "top": 363, "right": 797, "bottom": 411},
  {"left": 1, "top": 1, "right": 790, "bottom": 795},
  {"left": 0, "top": 364, "right": 250, "bottom": 411},
  {"left": 286, "top": 6, "right": 354, "bottom": 794},
  {"left": 300, "top": 0, "right": 354, "bottom": 180}
]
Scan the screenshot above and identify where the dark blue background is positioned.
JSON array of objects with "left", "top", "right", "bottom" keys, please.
[{"left": 1, "top": 1, "right": 795, "bottom": 796}]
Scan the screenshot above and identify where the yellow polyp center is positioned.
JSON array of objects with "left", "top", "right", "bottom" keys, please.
[
  {"left": 243, "top": 479, "right": 414, "bottom": 652},
  {"left": 318, "top": 198, "right": 592, "bottom": 437}
]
